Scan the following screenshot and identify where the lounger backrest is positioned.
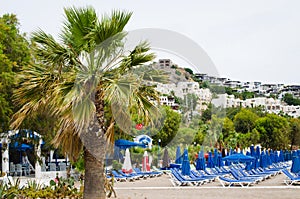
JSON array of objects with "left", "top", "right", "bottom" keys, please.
[
  {"left": 112, "top": 170, "right": 121, "bottom": 177},
  {"left": 282, "top": 169, "right": 295, "bottom": 180},
  {"left": 230, "top": 169, "right": 241, "bottom": 179}
]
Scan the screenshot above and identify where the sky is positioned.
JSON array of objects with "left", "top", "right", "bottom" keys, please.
[{"left": 1, "top": 0, "right": 300, "bottom": 85}]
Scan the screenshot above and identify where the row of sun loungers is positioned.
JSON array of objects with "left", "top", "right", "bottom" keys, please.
[
  {"left": 170, "top": 162, "right": 291, "bottom": 187},
  {"left": 110, "top": 168, "right": 163, "bottom": 182}
]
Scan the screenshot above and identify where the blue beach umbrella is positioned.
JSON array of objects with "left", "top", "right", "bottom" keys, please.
[
  {"left": 266, "top": 151, "right": 271, "bottom": 166},
  {"left": 217, "top": 152, "right": 224, "bottom": 167},
  {"left": 256, "top": 146, "right": 261, "bottom": 158},
  {"left": 115, "top": 139, "right": 146, "bottom": 150},
  {"left": 175, "top": 146, "right": 182, "bottom": 164},
  {"left": 250, "top": 145, "right": 255, "bottom": 157},
  {"left": 113, "top": 146, "right": 123, "bottom": 161},
  {"left": 255, "top": 146, "right": 261, "bottom": 168},
  {"left": 291, "top": 155, "right": 300, "bottom": 174},
  {"left": 245, "top": 152, "right": 252, "bottom": 171},
  {"left": 260, "top": 151, "right": 268, "bottom": 168},
  {"left": 213, "top": 149, "right": 218, "bottom": 166},
  {"left": 181, "top": 149, "right": 191, "bottom": 176},
  {"left": 223, "top": 153, "right": 255, "bottom": 163},
  {"left": 11, "top": 142, "right": 32, "bottom": 151},
  {"left": 196, "top": 151, "right": 206, "bottom": 170},
  {"left": 224, "top": 149, "right": 231, "bottom": 166},
  {"left": 274, "top": 151, "right": 279, "bottom": 163},
  {"left": 207, "top": 152, "right": 214, "bottom": 168}
]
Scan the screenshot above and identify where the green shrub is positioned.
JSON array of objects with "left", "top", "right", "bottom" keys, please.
[{"left": 112, "top": 160, "right": 122, "bottom": 170}]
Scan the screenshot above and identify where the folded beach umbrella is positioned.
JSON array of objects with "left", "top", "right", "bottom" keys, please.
[
  {"left": 213, "top": 148, "right": 218, "bottom": 166},
  {"left": 256, "top": 146, "right": 260, "bottom": 158},
  {"left": 122, "top": 148, "right": 133, "bottom": 173},
  {"left": 269, "top": 150, "right": 275, "bottom": 164},
  {"left": 162, "top": 148, "right": 170, "bottom": 169},
  {"left": 225, "top": 149, "right": 232, "bottom": 166},
  {"left": 113, "top": 146, "right": 123, "bottom": 161},
  {"left": 266, "top": 151, "right": 272, "bottom": 166},
  {"left": 279, "top": 149, "right": 284, "bottom": 162},
  {"left": 181, "top": 149, "right": 191, "bottom": 176},
  {"left": 207, "top": 152, "right": 215, "bottom": 168},
  {"left": 274, "top": 151, "right": 279, "bottom": 163},
  {"left": 291, "top": 155, "right": 300, "bottom": 174},
  {"left": 250, "top": 145, "right": 255, "bottom": 157},
  {"left": 142, "top": 151, "right": 151, "bottom": 172},
  {"left": 260, "top": 151, "right": 268, "bottom": 168},
  {"left": 175, "top": 146, "right": 182, "bottom": 164},
  {"left": 245, "top": 151, "right": 252, "bottom": 171},
  {"left": 217, "top": 152, "right": 224, "bottom": 167},
  {"left": 196, "top": 151, "right": 206, "bottom": 170}
]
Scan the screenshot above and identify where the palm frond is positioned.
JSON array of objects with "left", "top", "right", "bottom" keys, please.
[
  {"left": 31, "top": 30, "right": 77, "bottom": 69},
  {"left": 93, "top": 10, "right": 132, "bottom": 45},
  {"left": 61, "top": 6, "right": 98, "bottom": 52}
]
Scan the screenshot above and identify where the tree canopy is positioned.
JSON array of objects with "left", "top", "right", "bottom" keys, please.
[{"left": 0, "top": 14, "right": 30, "bottom": 133}]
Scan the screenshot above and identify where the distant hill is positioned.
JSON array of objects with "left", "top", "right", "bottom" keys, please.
[{"left": 152, "top": 63, "right": 194, "bottom": 84}]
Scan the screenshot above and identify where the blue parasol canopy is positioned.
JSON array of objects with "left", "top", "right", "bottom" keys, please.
[
  {"left": 181, "top": 149, "right": 190, "bottom": 176},
  {"left": 10, "top": 142, "right": 32, "bottom": 151},
  {"left": 223, "top": 153, "right": 255, "bottom": 163},
  {"left": 115, "top": 139, "right": 146, "bottom": 150}
]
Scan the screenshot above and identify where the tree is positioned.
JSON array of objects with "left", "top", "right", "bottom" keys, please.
[
  {"left": 0, "top": 14, "right": 30, "bottom": 133},
  {"left": 184, "top": 67, "right": 193, "bottom": 75},
  {"left": 255, "top": 114, "right": 290, "bottom": 149},
  {"left": 12, "top": 7, "right": 160, "bottom": 199},
  {"left": 289, "top": 118, "right": 300, "bottom": 149},
  {"left": 222, "top": 117, "right": 234, "bottom": 138},
  {"left": 202, "top": 114, "right": 223, "bottom": 148},
  {"left": 153, "top": 106, "right": 181, "bottom": 147},
  {"left": 201, "top": 103, "right": 212, "bottom": 122},
  {"left": 171, "top": 127, "right": 196, "bottom": 146},
  {"left": 283, "top": 93, "right": 300, "bottom": 106},
  {"left": 233, "top": 108, "right": 258, "bottom": 134}
]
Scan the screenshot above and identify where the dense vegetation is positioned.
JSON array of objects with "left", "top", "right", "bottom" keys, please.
[{"left": 283, "top": 93, "right": 300, "bottom": 106}]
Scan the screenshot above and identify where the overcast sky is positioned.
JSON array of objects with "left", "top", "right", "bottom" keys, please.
[{"left": 1, "top": 0, "right": 300, "bottom": 85}]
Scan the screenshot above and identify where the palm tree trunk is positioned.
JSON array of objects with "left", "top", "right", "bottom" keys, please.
[
  {"left": 83, "top": 90, "right": 108, "bottom": 199},
  {"left": 84, "top": 144, "right": 106, "bottom": 199}
]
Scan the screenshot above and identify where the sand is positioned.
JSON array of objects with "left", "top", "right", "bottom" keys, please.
[{"left": 114, "top": 173, "right": 300, "bottom": 199}]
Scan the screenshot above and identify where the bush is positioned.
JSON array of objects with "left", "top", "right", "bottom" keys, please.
[
  {"left": 112, "top": 160, "right": 122, "bottom": 171},
  {"left": 0, "top": 176, "right": 83, "bottom": 198}
]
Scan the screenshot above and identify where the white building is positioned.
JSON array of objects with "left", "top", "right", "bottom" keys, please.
[{"left": 216, "top": 94, "right": 300, "bottom": 117}]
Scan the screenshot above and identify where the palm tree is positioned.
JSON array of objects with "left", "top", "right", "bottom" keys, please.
[{"left": 11, "top": 7, "right": 161, "bottom": 199}]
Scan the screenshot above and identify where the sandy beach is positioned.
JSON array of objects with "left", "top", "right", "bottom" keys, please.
[{"left": 114, "top": 173, "right": 300, "bottom": 199}]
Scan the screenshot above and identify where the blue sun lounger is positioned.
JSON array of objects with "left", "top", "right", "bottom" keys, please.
[
  {"left": 170, "top": 169, "right": 207, "bottom": 186},
  {"left": 111, "top": 170, "right": 128, "bottom": 182},
  {"left": 282, "top": 169, "right": 300, "bottom": 185},
  {"left": 218, "top": 176, "right": 255, "bottom": 187},
  {"left": 230, "top": 169, "right": 262, "bottom": 183}
]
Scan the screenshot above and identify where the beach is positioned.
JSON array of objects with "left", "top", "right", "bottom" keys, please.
[{"left": 114, "top": 173, "right": 300, "bottom": 199}]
